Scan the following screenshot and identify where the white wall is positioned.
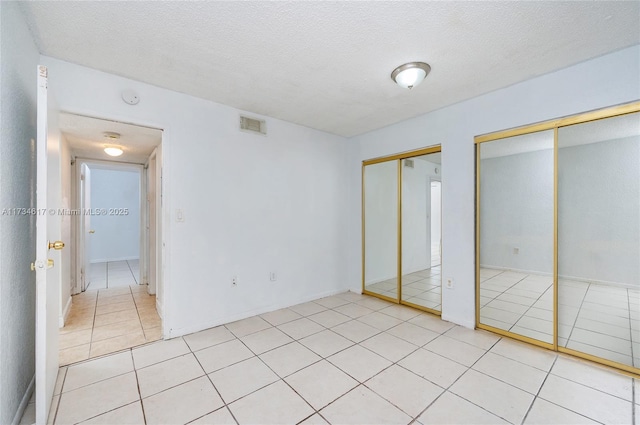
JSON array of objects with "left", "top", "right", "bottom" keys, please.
[
  {"left": 559, "top": 137, "right": 640, "bottom": 286},
  {"left": 0, "top": 3, "right": 39, "bottom": 424},
  {"left": 89, "top": 168, "right": 141, "bottom": 262},
  {"left": 42, "top": 56, "right": 350, "bottom": 337},
  {"left": 348, "top": 45, "right": 640, "bottom": 328},
  {"left": 480, "top": 149, "right": 554, "bottom": 274}
]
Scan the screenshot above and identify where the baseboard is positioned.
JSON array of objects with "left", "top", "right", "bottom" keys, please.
[
  {"left": 166, "top": 287, "right": 351, "bottom": 339},
  {"left": 156, "top": 298, "right": 163, "bottom": 320},
  {"left": 59, "top": 296, "right": 72, "bottom": 328},
  {"left": 441, "top": 313, "right": 475, "bottom": 330},
  {"left": 480, "top": 264, "right": 636, "bottom": 289},
  {"left": 11, "top": 374, "right": 35, "bottom": 425},
  {"left": 480, "top": 264, "right": 553, "bottom": 277},
  {"left": 90, "top": 256, "right": 139, "bottom": 263}
]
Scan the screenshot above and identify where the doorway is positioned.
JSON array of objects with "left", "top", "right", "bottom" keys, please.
[{"left": 58, "top": 113, "right": 163, "bottom": 365}]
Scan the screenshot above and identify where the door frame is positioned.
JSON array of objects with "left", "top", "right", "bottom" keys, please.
[{"left": 72, "top": 158, "right": 147, "bottom": 294}]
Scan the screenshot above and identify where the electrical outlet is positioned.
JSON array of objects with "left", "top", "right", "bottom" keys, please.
[
  {"left": 513, "top": 247, "right": 519, "bottom": 254},
  {"left": 232, "top": 276, "right": 237, "bottom": 285},
  {"left": 269, "top": 272, "right": 277, "bottom": 282},
  {"left": 446, "top": 277, "right": 454, "bottom": 289}
]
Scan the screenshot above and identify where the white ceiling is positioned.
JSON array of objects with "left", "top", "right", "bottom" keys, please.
[
  {"left": 59, "top": 113, "right": 162, "bottom": 164},
  {"left": 21, "top": 1, "right": 640, "bottom": 137}
]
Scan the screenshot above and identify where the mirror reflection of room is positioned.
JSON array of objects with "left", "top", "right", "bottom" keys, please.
[
  {"left": 557, "top": 112, "right": 639, "bottom": 368},
  {"left": 478, "top": 130, "right": 554, "bottom": 344},
  {"left": 401, "top": 153, "right": 442, "bottom": 312}
]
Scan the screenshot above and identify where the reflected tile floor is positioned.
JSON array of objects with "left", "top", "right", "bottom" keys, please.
[
  {"left": 59, "top": 284, "right": 161, "bottom": 366},
  {"left": 87, "top": 260, "right": 140, "bottom": 290},
  {"left": 479, "top": 268, "right": 640, "bottom": 368},
  {"left": 365, "top": 255, "right": 442, "bottom": 311},
  {"left": 42, "top": 292, "right": 637, "bottom": 425}
]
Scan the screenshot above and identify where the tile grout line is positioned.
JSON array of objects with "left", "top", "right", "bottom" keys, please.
[
  {"left": 408, "top": 336, "right": 506, "bottom": 425},
  {"left": 519, "top": 354, "right": 558, "bottom": 425}
]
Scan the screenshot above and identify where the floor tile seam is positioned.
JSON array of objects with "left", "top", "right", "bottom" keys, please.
[
  {"left": 568, "top": 313, "right": 634, "bottom": 329},
  {"left": 60, "top": 399, "right": 142, "bottom": 425},
  {"left": 546, "top": 369, "right": 635, "bottom": 403},
  {"left": 535, "top": 394, "right": 612, "bottom": 425},
  {"left": 423, "top": 333, "right": 493, "bottom": 359},
  {"left": 60, "top": 367, "right": 135, "bottom": 395},
  {"left": 186, "top": 406, "right": 237, "bottom": 425},
  {"left": 196, "top": 355, "right": 241, "bottom": 425},
  {"left": 50, "top": 369, "right": 68, "bottom": 424},
  {"left": 520, "top": 355, "right": 560, "bottom": 425},
  {"left": 131, "top": 349, "right": 149, "bottom": 425},
  {"left": 135, "top": 350, "right": 199, "bottom": 377},
  {"left": 566, "top": 323, "right": 635, "bottom": 344},
  {"left": 421, "top": 347, "right": 512, "bottom": 425},
  {"left": 356, "top": 354, "right": 446, "bottom": 421},
  {"left": 224, "top": 336, "right": 321, "bottom": 420},
  {"left": 89, "top": 324, "right": 146, "bottom": 346},
  {"left": 563, "top": 336, "right": 634, "bottom": 358},
  {"left": 486, "top": 346, "right": 557, "bottom": 373}
]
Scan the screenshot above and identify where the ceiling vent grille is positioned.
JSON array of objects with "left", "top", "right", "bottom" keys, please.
[
  {"left": 240, "top": 116, "right": 266, "bottom": 135},
  {"left": 404, "top": 159, "right": 414, "bottom": 168}
]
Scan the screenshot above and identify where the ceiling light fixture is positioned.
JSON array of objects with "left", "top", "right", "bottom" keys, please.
[
  {"left": 104, "top": 146, "right": 123, "bottom": 157},
  {"left": 391, "top": 62, "right": 431, "bottom": 89}
]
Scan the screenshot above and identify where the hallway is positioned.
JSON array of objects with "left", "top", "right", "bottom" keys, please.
[{"left": 59, "top": 284, "right": 161, "bottom": 366}]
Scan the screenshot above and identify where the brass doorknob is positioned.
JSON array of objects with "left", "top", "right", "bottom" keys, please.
[
  {"left": 48, "top": 241, "right": 65, "bottom": 250},
  {"left": 89, "top": 230, "right": 95, "bottom": 234}
]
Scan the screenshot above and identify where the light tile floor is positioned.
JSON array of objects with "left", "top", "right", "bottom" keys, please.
[
  {"left": 59, "top": 284, "right": 161, "bottom": 366},
  {"left": 39, "top": 291, "right": 637, "bottom": 425},
  {"left": 479, "top": 268, "right": 640, "bottom": 368},
  {"left": 87, "top": 260, "right": 140, "bottom": 290}
]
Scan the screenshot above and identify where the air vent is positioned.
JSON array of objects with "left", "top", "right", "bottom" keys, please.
[
  {"left": 404, "top": 159, "right": 414, "bottom": 168},
  {"left": 240, "top": 116, "right": 266, "bottom": 135}
]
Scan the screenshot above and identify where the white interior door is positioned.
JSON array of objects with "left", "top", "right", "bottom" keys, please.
[
  {"left": 35, "top": 64, "right": 60, "bottom": 425},
  {"left": 80, "top": 163, "right": 92, "bottom": 290}
]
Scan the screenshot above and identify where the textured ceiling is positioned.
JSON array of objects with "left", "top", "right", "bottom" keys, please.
[
  {"left": 60, "top": 113, "right": 162, "bottom": 164},
  {"left": 21, "top": 1, "right": 640, "bottom": 137}
]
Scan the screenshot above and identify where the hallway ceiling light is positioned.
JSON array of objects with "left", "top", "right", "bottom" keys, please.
[
  {"left": 391, "top": 62, "right": 431, "bottom": 89},
  {"left": 104, "top": 146, "right": 124, "bottom": 156}
]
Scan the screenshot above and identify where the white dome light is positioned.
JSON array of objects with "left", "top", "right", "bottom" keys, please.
[
  {"left": 104, "top": 146, "right": 124, "bottom": 157},
  {"left": 391, "top": 62, "right": 431, "bottom": 89}
]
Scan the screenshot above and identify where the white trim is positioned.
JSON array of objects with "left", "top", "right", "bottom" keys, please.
[
  {"left": 156, "top": 298, "right": 163, "bottom": 320},
  {"left": 11, "top": 375, "right": 35, "bottom": 425},
  {"left": 442, "top": 313, "right": 474, "bottom": 330},
  {"left": 166, "top": 287, "right": 349, "bottom": 339},
  {"left": 479, "top": 264, "right": 636, "bottom": 289},
  {"left": 59, "top": 296, "right": 72, "bottom": 328}
]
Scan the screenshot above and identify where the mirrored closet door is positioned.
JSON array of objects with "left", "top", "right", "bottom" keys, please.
[
  {"left": 476, "top": 102, "right": 640, "bottom": 374},
  {"left": 477, "top": 130, "right": 555, "bottom": 345},
  {"left": 401, "top": 152, "right": 442, "bottom": 313},
  {"left": 363, "top": 160, "right": 398, "bottom": 301},
  {"left": 557, "top": 111, "right": 640, "bottom": 369},
  {"left": 363, "top": 146, "right": 442, "bottom": 315}
]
